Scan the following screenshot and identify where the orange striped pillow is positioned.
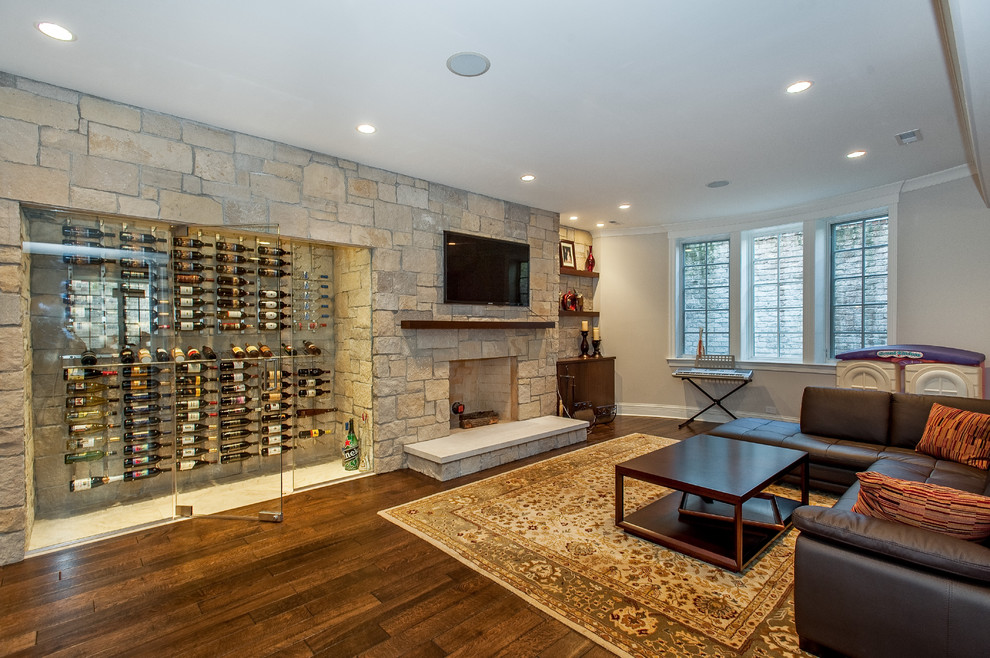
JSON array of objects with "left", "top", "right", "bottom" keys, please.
[
  {"left": 915, "top": 403, "right": 990, "bottom": 469},
  {"left": 853, "top": 471, "right": 990, "bottom": 541}
]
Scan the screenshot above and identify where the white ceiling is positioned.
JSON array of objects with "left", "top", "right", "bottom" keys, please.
[{"left": 0, "top": 0, "right": 970, "bottom": 231}]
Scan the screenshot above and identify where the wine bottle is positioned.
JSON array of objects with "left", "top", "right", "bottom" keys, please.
[
  {"left": 220, "top": 451, "right": 254, "bottom": 463},
  {"left": 216, "top": 253, "right": 249, "bottom": 263},
  {"left": 123, "top": 428, "right": 170, "bottom": 442},
  {"left": 69, "top": 475, "right": 122, "bottom": 492},
  {"left": 282, "top": 343, "right": 297, "bottom": 356},
  {"left": 297, "top": 379, "right": 331, "bottom": 388},
  {"left": 64, "top": 368, "right": 117, "bottom": 381},
  {"left": 120, "top": 379, "right": 169, "bottom": 391},
  {"left": 123, "top": 467, "right": 169, "bottom": 481},
  {"left": 261, "top": 445, "right": 293, "bottom": 456},
  {"left": 171, "top": 347, "right": 186, "bottom": 362},
  {"left": 216, "top": 310, "right": 245, "bottom": 320},
  {"left": 177, "top": 422, "right": 214, "bottom": 434},
  {"left": 219, "top": 372, "right": 256, "bottom": 383},
  {"left": 216, "top": 298, "right": 249, "bottom": 309},
  {"left": 220, "top": 440, "right": 257, "bottom": 452},
  {"left": 120, "top": 283, "right": 151, "bottom": 297},
  {"left": 202, "top": 345, "right": 218, "bottom": 360},
  {"left": 122, "top": 416, "right": 165, "bottom": 429},
  {"left": 176, "top": 375, "right": 215, "bottom": 387},
  {"left": 216, "top": 287, "right": 251, "bottom": 298},
  {"left": 174, "top": 398, "right": 215, "bottom": 410},
  {"left": 261, "top": 423, "right": 292, "bottom": 435},
  {"left": 63, "top": 225, "right": 109, "bottom": 239},
  {"left": 252, "top": 257, "right": 291, "bottom": 268},
  {"left": 177, "top": 320, "right": 207, "bottom": 331},
  {"left": 219, "top": 322, "right": 250, "bottom": 332},
  {"left": 257, "top": 246, "right": 289, "bottom": 257},
  {"left": 67, "top": 420, "right": 120, "bottom": 435},
  {"left": 220, "top": 417, "right": 253, "bottom": 429},
  {"left": 176, "top": 446, "right": 217, "bottom": 458},
  {"left": 302, "top": 340, "right": 322, "bottom": 356},
  {"left": 66, "top": 394, "right": 119, "bottom": 408},
  {"left": 258, "top": 311, "right": 291, "bottom": 321},
  {"left": 216, "top": 275, "right": 251, "bottom": 287},
  {"left": 244, "top": 344, "right": 261, "bottom": 358},
  {"left": 176, "top": 434, "right": 210, "bottom": 446},
  {"left": 175, "top": 362, "right": 207, "bottom": 373},
  {"left": 122, "top": 365, "right": 169, "bottom": 377},
  {"left": 261, "top": 412, "right": 291, "bottom": 422},
  {"left": 186, "top": 347, "right": 202, "bottom": 360},
  {"left": 175, "top": 459, "right": 213, "bottom": 471},
  {"left": 80, "top": 349, "right": 98, "bottom": 366},
  {"left": 260, "top": 289, "right": 290, "bottom": 299},
  {"left": 156, "top": 348, "right": 170, "bottom": 362},
  {"left": 138, "top": 348, "right": 153, "bottom": 364},
  {"left": 176, "top": 285, "right": 210, "bottom": 296},
  {"left": 123, "top": 403, "right": 168, "bottom": 416},
  {"left": 258, "top": 300, "right": 290, "bottom": 309},
  {"left": 220, "top": 383, "right": 252, "bottom": 395},
  {"left": 297, "top": 367, "right": 329, "bottom": 377},
  {"left": 175, "top": 387, "right": 215, "bottom": 397},
  {"left": 62, "top": 255, "right": 113, "bottom": 266},
  {"left": 174, "top": 274, "right": 213, "bottom": 285},
  {"left": 121, "top": 270, "right": 151, "bottom": 280},
  {"left": 261, "top": 434, "right": 289, "bottom": 445},
  {"left": 66, "top": 435, "right": 120, "bottom": 450},
  {"left": 64, "top": 407, "right": 115, "bottom": 423},
  {"left": 122, "top": 441, "right": 171, "bottom": 454},
  {"left": 124, "top": 453, "right": 168, "bottom": 468},
  {"left": 62, "top": 239, "right": 102, "bottom": 250},
  {"left": 151, "top": 320, "right": 172, "bottom": 332},
  {"left": 120, "top": 231, "right": 166, "bottom": 244},
  {"left": 123, "top": 391, "right": 171, "bottom": 403},
  {"left": 173, "top": 237, "right": 212, "bottom": 248},
  {"left": 171, "top": 249, "right": 207, "bottom": 260},
  {"left": 263, "top": 402, "right": 291, "bottom": 413},
  {"left": 258, "top": 344, "right": 275, "bottom": 358},
  {"left": 261, "top": 391, "right": 289, "bottom": 402},
  {"left": 298, "top": 428, "right": 330, "bottom": 438},
  {"left": 220, "top": 406, "right": 253, "bottom": 417},
  {"left": 259, "top": 322, "right": 291, "bottom": 331},
  {"left": 216, "top": 265, "right": 254, "bottom": 275},
  {"left": 117, "top": 346, "right": 135, "bottom": 364},
  {"left": 65, "top": 381, "right": 118, "bottom": 394},
  {"left": 258, "top": 268, "right": 289, "bottom": 278},
  {"left": 175, "top": 410, "right": 217, "bottom": 422},
  {"left": 343, "top": 420, "right": 359, "bottom": 470},
  {"left": 120, "top": 244, "right": 160, "bottom": 254},
  {"left": 220, "top": 430, "right": 252, "bottom": 441},
  {"left": 295, "top": 408, "right": 337, "bottom": 418},
  {"left": 297, "top": 389, "right": 329, "bottom": 398},
  {"left": 174, "top": 261, "right": 213, "bottom": 273},
  {"left": 119, "top": 258, "right": 155, "bottom": 269},
  {"left": 216, "top": 241, "right": 252, "bottom": 253},
  {"left": 176, "top": 309, "right": 207, "bottom": 320},
  {"left": 64, "top": 448, "right": 117, "bottom": 464}
]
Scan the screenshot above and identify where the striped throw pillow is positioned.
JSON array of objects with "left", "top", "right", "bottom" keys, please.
[
  {"left": 852, "top": 471, "right": 990, "bottom": 541},
  {"left": 915, "top": 403, "right": 990, "bottom": 469}
]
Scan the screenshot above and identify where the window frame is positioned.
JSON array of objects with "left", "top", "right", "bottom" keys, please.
[
  {"left": 678, "top": 237, "right": 731, "bottom": 356},
  {"left": 742, "top": 223, "right": 805, "bottom": 362}
]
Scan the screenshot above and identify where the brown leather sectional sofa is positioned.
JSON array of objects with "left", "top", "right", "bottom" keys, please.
[{"left": 707, "top": 386, "right": 990, "bottom": 658}]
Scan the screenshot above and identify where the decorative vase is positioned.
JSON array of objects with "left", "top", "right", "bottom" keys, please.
[{"left": 585, "top": 245, "right": 595, "bottom": 272}]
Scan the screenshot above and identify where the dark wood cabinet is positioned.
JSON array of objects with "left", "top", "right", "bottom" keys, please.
[{"left": 557, "top": 356, "right": 616, "bottom": 420}]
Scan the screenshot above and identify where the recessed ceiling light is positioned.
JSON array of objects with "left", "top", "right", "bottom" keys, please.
[
  {"left": 846, "top": 150, "right": 867, "bottom": 159},
  {"left": 706, "top": 180, "right": 730, "bottom": 188},
  {"left": 596, "top": 223, "right": 605, "bottom": 228},
  {"left": 356, "top": 124, "right": 376, "bottom": 134},
  {"left": 36, "top": 22, "right": 74, "bottom": 41},
  {"left": 786, "top": 80, "right": 813, "bottom": 94},
  {"left": 618, "top": 203, "right": 631, "bottom": 210},
  {"left": 446, "top": 52, "right": 491, "bottom": 77},
  {"left": 520, "top": 174, "right": 535, "bottom": 182},
  {"left": 569, "top": 216, "right": 578, "bottom": 221}
]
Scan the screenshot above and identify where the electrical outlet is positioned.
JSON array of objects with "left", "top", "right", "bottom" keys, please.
[{"left": 765, "top": 406, "right": 777, "bottom": 415}]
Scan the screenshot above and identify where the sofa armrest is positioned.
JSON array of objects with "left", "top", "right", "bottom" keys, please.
[{"left": 793, "top": 505, "right": 990, "bottom": 583}]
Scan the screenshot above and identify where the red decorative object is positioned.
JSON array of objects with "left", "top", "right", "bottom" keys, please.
[{"left": 585, "top": 245, "right": 596, "bottom": 272}]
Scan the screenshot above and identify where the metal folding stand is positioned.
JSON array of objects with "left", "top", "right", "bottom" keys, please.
[{"left": 677, "top": 376, "right": 752, "bottom": 428}]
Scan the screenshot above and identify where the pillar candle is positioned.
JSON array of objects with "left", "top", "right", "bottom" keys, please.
[
  {"left": 593, "top": 327, "right": 600, "bottom": 340},
  {"left": 581, "top": 321, "right": 589, "bottom": 332}
]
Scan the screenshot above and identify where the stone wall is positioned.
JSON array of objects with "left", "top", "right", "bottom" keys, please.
[{"left": 0, "top": 72, "right": 560, "bottom": 563}]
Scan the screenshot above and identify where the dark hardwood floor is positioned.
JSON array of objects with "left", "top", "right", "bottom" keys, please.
[{"left": 0, "top": 417, "right": 717, "bottom": 657}]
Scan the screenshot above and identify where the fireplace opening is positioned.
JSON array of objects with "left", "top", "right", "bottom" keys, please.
[{"left": 449, "top": 357, "right": 518, "bottom": 430}]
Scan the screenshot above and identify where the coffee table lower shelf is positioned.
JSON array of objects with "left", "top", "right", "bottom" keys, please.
[{"left": 617, "top": 493, "right": 802, "bottom": 572}]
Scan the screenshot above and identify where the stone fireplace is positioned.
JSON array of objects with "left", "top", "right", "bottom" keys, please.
[{"left": 449, "top": 357, "right": 518, "bottom": 429}]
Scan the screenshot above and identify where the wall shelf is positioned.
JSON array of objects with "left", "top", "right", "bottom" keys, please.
[
  {"left": 560, "top": 268, "right": 599, "bottom": 279},
  {"left": 559, "top": 310, "right": 599, "bottom": 318},
  {"left": 400, "top": 320, "right": 555, "bottom": 330}
]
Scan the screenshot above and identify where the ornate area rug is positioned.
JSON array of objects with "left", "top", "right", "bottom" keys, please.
[{"left": 380, "top": 433, "right": 836, "bottom": 657}]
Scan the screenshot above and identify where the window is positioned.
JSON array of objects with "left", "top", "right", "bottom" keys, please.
[
  {"left": 751, "top": 229, "right": 803, "bottom": 359},
  {"left": 681, "top": 239, "right": 729, "bottom": 355},
  {"left": 830, "top": 215, "right": 889, "bottom": 355}
]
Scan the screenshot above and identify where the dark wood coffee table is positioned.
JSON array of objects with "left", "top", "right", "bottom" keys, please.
[{"left": 615, "top": 434, "right": 808, "bottom": 572}]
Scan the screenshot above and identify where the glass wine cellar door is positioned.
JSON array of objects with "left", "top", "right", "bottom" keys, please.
[{"left": 24, "top": 205, "right": 373, "bottom": 549}]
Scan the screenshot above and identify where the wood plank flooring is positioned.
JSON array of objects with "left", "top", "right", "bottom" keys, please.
[{"left": 0, "top": 417, "right": 717, "bottom": 657}]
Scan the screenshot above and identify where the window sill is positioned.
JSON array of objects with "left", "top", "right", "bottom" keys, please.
[{"left": 666, "top": 358, "right": 836, "bottom": 375}]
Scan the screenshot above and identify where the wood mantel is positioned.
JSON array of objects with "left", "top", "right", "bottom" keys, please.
[{"left": 400, "top": 320, "right": 555, "bottom": 330}]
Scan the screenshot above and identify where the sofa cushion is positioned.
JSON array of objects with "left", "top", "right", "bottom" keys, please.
[
  {"left": 793, "top": 504, "right": 990, "bottom": 582},
  {"left": 852, "top": 471, "right": 990, "bottom": 541},
  {"left": 705, "top": 417, "right": 797, "bottom": 446},
  {"left": 889, "top": 392, "right": 990, "bottom": 449},
  {"left": 915, "top": 403, "right": 990, "bottom": 469},
  {"left": 800, "top": 387, "right": 890, "bottom": 446}
]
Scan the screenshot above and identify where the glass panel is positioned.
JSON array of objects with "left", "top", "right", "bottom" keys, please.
[
  {"left": 830, "top": 216, "right": 888, "bottom": 355},
  {"left": 680, "top": 239, "right": 730, "bottom": 355}
]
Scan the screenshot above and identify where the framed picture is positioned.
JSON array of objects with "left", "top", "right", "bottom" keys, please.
[{"left": 559, "top": 240, "right": 576, "bottom": 269}]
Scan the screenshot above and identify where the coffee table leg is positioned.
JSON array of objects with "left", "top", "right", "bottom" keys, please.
[
  {"left": 615, "top": 472, "right": 624, "bottom": 525},
  {"left": 734, "top": 502, "right": 744, "bottom": 571}
]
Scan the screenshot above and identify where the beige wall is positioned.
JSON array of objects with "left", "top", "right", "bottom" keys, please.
[{"left": 598, "top": 174, "right": 990, "bottom": 422}]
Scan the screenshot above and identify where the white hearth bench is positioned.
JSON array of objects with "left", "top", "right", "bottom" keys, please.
[{"left": 404, "top": 415, "right": 589, "bottom": 481}]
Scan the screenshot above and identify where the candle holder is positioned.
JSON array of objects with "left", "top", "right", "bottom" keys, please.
[
  {"left": 579, "top": 330, "right": 590, "bottom": 358},
  {"left": 592, "top": 339, "right": 602, "bottom": 358}
]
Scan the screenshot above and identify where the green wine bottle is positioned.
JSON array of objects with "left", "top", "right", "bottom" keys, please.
[{"left": 64, "top": 449, "right": 117, "bottom": 464}]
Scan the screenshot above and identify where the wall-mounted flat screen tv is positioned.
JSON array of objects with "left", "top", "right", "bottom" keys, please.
[{"left": 443, "top": 231, "right": 530, "bottom": 306}]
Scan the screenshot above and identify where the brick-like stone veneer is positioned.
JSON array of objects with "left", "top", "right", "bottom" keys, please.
[{"left": 0, "top": 72, "right": 561, "bottom": 563}]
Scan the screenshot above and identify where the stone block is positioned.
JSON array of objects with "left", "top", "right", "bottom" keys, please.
[
  {"left": 374, "top": 201, "right": 412, "bottom": 234},
  {"left": 0, "top": 162, "right": 69, "bottom": 206},
  {"left": 223, "top": 198, "right": 268, "bottom": 225},
  {"left": 182, "top": 122, "right": 234, "bottom": 152},
  {"left": 0, "top": 118, "right": 38, "bottom": 165},
  {"left": 159, "top": 190, "right": 222, "bottom": 224},
  {"left": 182, "top": 174, "right": 202, "bottom": 195},
  {"left": 348, "top": 178, "right": 377, "bottom": 199},
  {"left": 468, "top": 193, "right": 504, "bottom": 220},
  {"left": 88, "top": 123, "right": 192, "bottom": 172},
  {"left": 0, "top": 454, "right": 25, "bottom": 507},
  {"left": 70, "top": 154, "right": 139, "bottom": 195},
  {"left": 0, "top": 86, "right": 78, "bottom": 130},
  {"left": 118, "top": 196, "right": 159, "bottom": 219},
  {"left": 0, "top": 530, "right": 25, "bottom": 565},
  {"left": 142, "top": 166, "right": 183, "bottom": 191},
  {"left": 302, "top": 162, "right": 346, "bottom": 203},
  {"left": 141, "top": 111, "right": 182, "bottom": 139},
  {"left": 262, "top": 160, "right": 302, "bottom": 182},
  {"left": 338, "top": 202, "right": 373, "bottom": 227},
  {"left": 80, "top": 96, "right": 141, "bottom": 131},
  {"left": 15, "top": 76, "right": 78, "bottom": 103},
  {"left": 194, "top": 148, "right": 236, "bottom": 183},
  {"left": 0, "top": 507, "right": 25, "bottom": 533},
  {"left": 275, "top": 142, "right": 312, "bottom": 165},
  {"left": 396, "top": 184, "right": 429, "bottom": 209},
  {"left": 69, "top": 186, "right": 118, "bottom": 213},
  {"left": 250, "top": 172, "right": 299, "bottom": 203},
  {"left": 39, "top": 147, "right": 69, "bottom": 170},
  {"left": 397, "top": 392, "right": 426, "bottom": 419},
  {"left": 377, "top": 182, "right": 396, "bottom": 204},
  {"left": 235, "top": 133, "right": 275, "bottom": 159},
  {"left": 269, "top": 202, "right": 310, "bottom": 239}
]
